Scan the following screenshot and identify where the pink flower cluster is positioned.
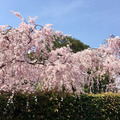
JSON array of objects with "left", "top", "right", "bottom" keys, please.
[{"left": 0, "top": 11, "right": 119, "bottom": 94}]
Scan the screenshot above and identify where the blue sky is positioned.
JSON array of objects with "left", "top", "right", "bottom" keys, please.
[{"left": 0, "top": 0, "right": 120, "bottom": 48}]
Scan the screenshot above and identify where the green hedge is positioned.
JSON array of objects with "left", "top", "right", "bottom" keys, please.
[{"left": 0, "top": 91, "right": 120, "bottom": 120}]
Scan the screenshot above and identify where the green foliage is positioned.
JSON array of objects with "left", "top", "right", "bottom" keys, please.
[
  {"left": 0, "top": 91, "right": 120, "bottom": 119},
  {"left": 27, "top": 52, "right": 37, "bottom": 61},
  {"left": 53, "top": 36, "right": 89, "bottom": 52},
  {"left": 84, "top": 70, "right": 117, "bottom": 94},
  {"left": 67, "top": 37, "right": 89, "bottom": 53}
]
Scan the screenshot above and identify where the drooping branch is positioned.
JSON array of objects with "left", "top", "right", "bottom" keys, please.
[{"left": 0, "top": 64, "right": 6, "bottom": 69}]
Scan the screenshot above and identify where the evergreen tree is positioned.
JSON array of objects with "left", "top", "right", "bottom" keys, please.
[{"left": 53, "top": 36, "right": 89, "bottom": 52}]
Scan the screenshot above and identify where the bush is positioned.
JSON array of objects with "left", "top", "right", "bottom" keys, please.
[{"left": 0, "top": 91, "right": 120, "bottom": 120}]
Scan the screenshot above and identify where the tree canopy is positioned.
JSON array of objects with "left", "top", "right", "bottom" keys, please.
[{"left": 53, "top": 36, "right": 89, "bottom": 53}]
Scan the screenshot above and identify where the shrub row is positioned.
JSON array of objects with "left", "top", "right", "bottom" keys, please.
[{"left": 0, "top": 90, "right": 120, "bottom": 120}]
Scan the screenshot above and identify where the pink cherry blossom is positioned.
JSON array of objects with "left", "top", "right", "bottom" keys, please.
[
  {"left": 10, "top": 10, "right": 22, "bottom": 18},
  {"left": 0, "top": 25, "right": 8, "bottom": 31},
  {"left": 28, "top": 16, "right": 38, "bottom": 25},
  {"left": 0, "top": 11, "right": 119, "bottom": 94}
]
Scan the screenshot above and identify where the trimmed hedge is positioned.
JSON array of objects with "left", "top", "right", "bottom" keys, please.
[{"left": 0, "top": 91, "right": 120, "bottom": 120}]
